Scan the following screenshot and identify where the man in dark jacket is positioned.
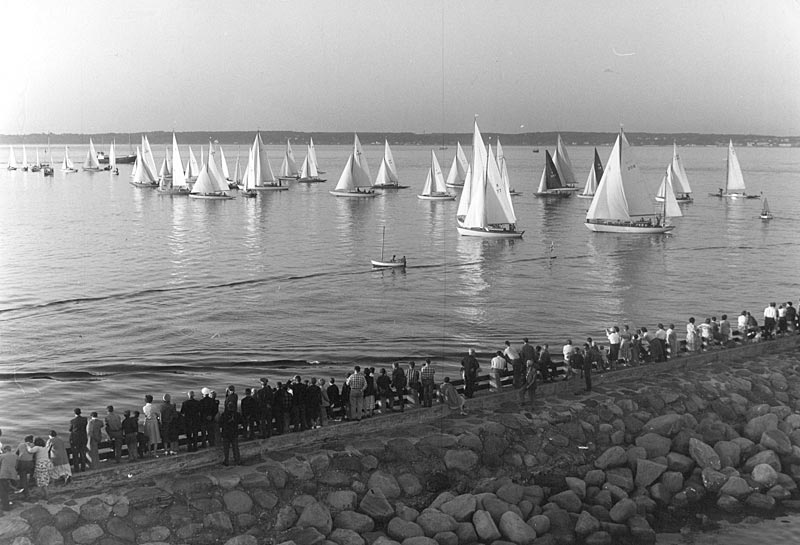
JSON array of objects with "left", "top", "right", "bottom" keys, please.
[
  {"left": 326, "top": 378, "right": 340, "bottom": 419},
  {"left": 240, "top": 388, "right": 258, "bottom": 440},
  {"left": 220, "top": 403, "right": 242, "bottom": 466},
  {"left": 68, "top": 408, "right": 88, "bottom": 473},
  {"left": 460, "top": 349, "right": 480, "bottom": 398},
  {"left": 199, "top": 388, "right": 217, "bottom": 447},
  {"left": 180, "top": 391, "right": 201, "bottom": 452},
  {"left": 255, "top": 378, "right": 273, "bottom": 439}
]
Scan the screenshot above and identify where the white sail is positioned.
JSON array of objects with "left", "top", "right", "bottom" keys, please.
[
  {"left": 383, "top": 140, "right": 399, "bottom": 183},
  {"left": 109, "top": 140, "right": 117, "bottom": 169},
  {"left": 286, "top": 140, "right": 298, "bottom": 175},
  {"left": 671, "top": 142, "right": 692, "bottom": 195},
  {"left": 587, "top": 130, "right": 658, "bottom": 222},
  {"left": 62, "top": 146, "right": 76, "bottom": 170},
  {"left": 83, "top": 138, "right": 101, "bottom": 170},
  {"left": 581, "top": 148, "right": 603, "bottom": 197},
  {"left": 7, "top": 146, "right": 18, "bottom": 169},
  {"left": 663, "top": 165, "right": 683, "bottom": 218},
  {"left": 141, "top": 136, "right": 159, "bottom": 181},
  {"left": 761, "top": 197, "right": 771, "bottom": 216},
  {"left": 207, "top": 146, "right": 229, "bottom": 192},
  {"left": 496, "top": 139, "right": 515, "bottom": 196},
  {"left": 232, "top": 155, "right": 242, "bottom": 186},
  {"left": 186, "top": 146, "right": 200, "bottom": 180},
  {"left": 219, "top": 146, "right": 231, "bottom": 180},
  {"left": 445, "top": 141, "right": 469, "bottom": 187},
  {"left": 353, "top": 134, "right": 371, "bottom": 182},
  {"left": 131, "top": 147, "right": 152, "bottom": 185},
  {"left": 553, "top": 134, "right": 577, "bottom": 187},
  {"left": 725, "top": 140, "right": 746, "bottom": 194},
  {"left": 374, "top": 158, "right": 393, "bottom": 186},
  {"left": 334, "top": 154, "right": 358, "bottom": 191},
  {"left": 309, "top": 137, "right": 321, "bottom": 171},
  {"left": 300, "top": 145, "right": 318, "bottom": 178},
  {"left": 21, "top": 145, "right": 29, "bottom": 169},
  {"left": 254, "top": 133, "right": 278, "bottom": 185},
  {"left": 242, "top": 146, "right": 256, "bottom": 191},
  {"left": 35, "top": 147, "right": 40, "bottom": 167},
  {"left": 456, "top": 164, "right": 473, "bottom": 217},
  {"left": 171, "top": 133, "right": 187, "bottom": 189},
  {"left": 190, "top": 164, "right": 219, "bottom": 195},
  {"left": 486, "top": 144, "right": 516, "bottom": 224}
]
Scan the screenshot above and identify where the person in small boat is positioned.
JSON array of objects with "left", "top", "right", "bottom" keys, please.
[{"left": 390, "top": 255, "right": 396, "bottom": 262}]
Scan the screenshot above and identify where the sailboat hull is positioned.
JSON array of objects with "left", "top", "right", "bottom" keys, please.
[
  {"left": 189, "top": 193, "right": 235, "bottom": 200},
  {"left": 445, "top": 181, "right": 465, "bottom": 188},
  {"left": 157, "top": 187, "right": 191, "bottom": 195},
  {"left": 576, "top": 193, "right": 594, "bottom": 199},
  {"left": 329, "top": 189, "right": 376, "bottom": 198},
  {"left": 417, "top": 193, "right": 456, "bottom": 201},
  {"left": 129, "top": 181, "right": 159, "bottom": 188},
  {"left": 253, "top": 185, "right": 289, "bottom": 191},
  {"left": 584, "top": 221, "right": 674, "bottom": 234},
  {"left": 656, "top": 194, "right": 693, "bottom": 203},
  {"left": 297, "top": 177, "right": 327, "bottom": 183},
  {"left": 457, "top": 226, "right": 524, "bottom": 238},
  {"left": 371, "top": 258, "right": 406, "bottom": 269},
  {"left": 709, "top": 192, "right": 759, "bottom": 199},
  {"left": 371, "top": 183, "right": 410, "bottom": 190},
  {"left": 534, "top": 190, "right": 573, "bottom": 198}
]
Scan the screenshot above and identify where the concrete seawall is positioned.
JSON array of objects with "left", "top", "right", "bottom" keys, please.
[{"left": 2, "top": 335, "right": 799, "bottom": 545}]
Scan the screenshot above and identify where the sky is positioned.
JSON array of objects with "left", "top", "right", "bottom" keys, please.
[{"left": 2, "top": 0, "right": 799, "bottom": 136}]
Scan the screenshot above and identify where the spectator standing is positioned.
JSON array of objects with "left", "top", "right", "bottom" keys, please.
[
  {"left": 391, "top": 362, "right": 407, "bottom": 412},
  {"left": 346, "top": 366, "right": 366, "bottom": 421},
  {"left": 240, "top": 388, "right": 259, "bottom": 439},
  {"left": 363, "top": 370, "right": 376, "bottom": 417},
  {"left": 504, "top": 341, "right": 522, "bottom": 388},
  {"left": 255, "top": 378, "right": 274, "bottom": 439},
  {"left": 180, "top": 391, "right": 201, "bottom": 452},
  {"left": 15, "top": 435, "right": 35, "bottom": 498},
  {"left": 220, "top": 403, "right": 242, "bottom": 466},
  {"left": 69, "top": 408, "right": 88, "bottom": 473},
  {"left": 87, "top": 412, "right": 104, "bottom": 470},
  {"left": 104, "top": 406, "right": 124, "bottom": 463},
  {"left": 160, "top": 394, "right": 178, "bottom": 455},
  {"left": 406, "top": 361, "right": 421, "bottom": 406},
  {"left": 0, "top": 445, "right": 18, "bottom": 512},
  {"left": 122, "top": 410, "right": 139, "bottom": 461},
  {"left": 326, "top": 378, "right": 340, "bottom": 420},
  {"left": 490, "top": 351, "right": 507, "bottom": 391},
  {"left": 376, "top": 368, "right": 393, "bottom": 412},
  {"left": 420, "top": 359, "right": 436, "bottom": 407},
  {"left": 460, "top": 349, "right": 480, "bottom": 398}
]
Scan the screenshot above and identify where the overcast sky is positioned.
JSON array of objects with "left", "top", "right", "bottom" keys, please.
[{"left": 2, "top": 0, "right": 798, "bottom": 135}]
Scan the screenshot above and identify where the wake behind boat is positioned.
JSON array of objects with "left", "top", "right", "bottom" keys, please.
[
  {"left": 710, "top": 140, "right": 759, "bottom": 199},
  {"left": 585, "top": 129, "right": 681, "bottom": 234}
]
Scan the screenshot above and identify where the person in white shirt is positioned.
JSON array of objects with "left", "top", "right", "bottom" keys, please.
[
  {"left": 503, "top": 341, "right": 522, "bottom": 388},
  {"left": 562, "top": 340, "right": 576, "bottom": 380},
  {"left": 606, "top": 327, "right": 621, "bottom": 364},
  {"left": 764, "top": 302, "right": 777, "bottom": 339},
  {"left": 666, "top": 324, "right": 678, "bottom": 357},
  {"left": 490, "top": 351, "right": 507, "bottom": 392},
  {"left": 737, "top": 311, "right": 748, "bottom": 342}
]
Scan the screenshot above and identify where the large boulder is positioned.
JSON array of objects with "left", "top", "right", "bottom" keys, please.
[
  {"left": 548, "top": 490, "right": 582, "bottom": 513},
  {"left": 439, "top": 494, "right": 477, "bottom": 522},
  {"left": 360, "top": 488, "right": 395, "bottom": 522},
  {"left": 743, "top": 450, "right": 782, "bottom": 474},
  {"left": 334, "top": 511, "right": 374, "bottom": 534},
  {"left": 689, "top": 438, "right": 721, "bottom": 470},
  {"left": 635, "top": 434, "right": 672, "bottom": 458},
  {"left": 415, "top": 509, "right": 457, "bottom": 537},
  {"left": 752, "top": 464, "right": 779, "bottom": 488},
  {"left": 574, "top": 510, "right": 601, "bottom": 536},
  {"left": 498, "top": 511, "right": 537, "bottom": 545},
  {"left": 368, "top": 471, "right": 402, "bottom": 499},
  {"left": 444, "top": 450, "right": 479, "bottom": 472},
  {"left": 635, "top": 459, "right": 667, "bottom": 488},
  {"left": 713, "top": 441, "right": 741, "bottom": 469},
  {"left": 609, "top": 499, "right": 637, "bottom": 523},
  {"left": 594, "top": 446, "right": 627, "bottom": 469},
  {"left": 744, "top": 414, "right": 779, "bottom": 442},
  {"left": 761, "top": 429, "right": 793, "bottom": 456},
  {"left": 642, "top": 414, "right": 684, "bottom": 437},
  {"left": 472, "top": 510, "right": 501, "bottom": 542},
  {"left": 387, "top": 518, "right": 425, "bottom": 541}
]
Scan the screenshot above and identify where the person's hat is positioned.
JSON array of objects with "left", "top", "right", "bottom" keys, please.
[
  {"left": 201, "top": 387, "right": 211, "bottom": 396},
  {"left": 260, "top": 377, "right": 269, "bottom": 383},
  {"left": 523, "top": 337, "right": 529, "bottom": 343}
]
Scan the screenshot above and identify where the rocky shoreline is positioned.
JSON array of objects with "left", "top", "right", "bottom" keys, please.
[{"left": 3, "top": 335, "right": 800, "bottom": 545}]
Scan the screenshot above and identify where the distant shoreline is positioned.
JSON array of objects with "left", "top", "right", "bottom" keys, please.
[{"left": 1, "top": 130, "right": 798, "bottom": 148}]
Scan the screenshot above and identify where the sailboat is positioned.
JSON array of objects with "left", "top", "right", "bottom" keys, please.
[
  {"left": 578, "top": 148, "right": 604, "bottom": 199},
  {"left": 534, "top": 150, "right": 572, "bottom": 197},
  {"left": 552, "top": 134, "right": 579, "bottom": 191},
  {"left": 158, "top": 145, "right": 173, "bottom": 182},
  {"left": 309, "top": 137, "right": 324, "bottom": 173},
  {"left": 129, "top": 147, "right": 159, "bottom": 187},
  {"left": 585, "top": 129, "right": 681, "bottom": 233},
  {"left": 330, "top": 134, "right": 375, "bottom": 197},
  {"left": 371, "top": 226, "right": 406, "bottom": 268},
  {"left": 30, "top": 147, "right": 41, "bottom": 172},
  {"left": 710, "top": 140, "right": 759, "bottom": 199},
  {"left": 656, "top": 143, "right": 693, "bottom": 202},
  {"left": 418, "top": 150, "right": 455, "bottom": 200},
  {"left": 190, "top": 147, "right": 234, "bottom": 199},
  {"left": 246, "top": 133, "right": 288, "bottom": 191},
  {"left": 140, "top": 135, "right": 160, "bottom": 182},
  {"left": 760, "top": 197, "right": 773, "bottom": 220},
  {"left": 99, "top": 135, "right": 136, "bottom": 164},
  {"left": 21, "top": 145, "right": 29, "bottom": 171},
  {"left": 42, "top": 137, "right": 54, "bottom": 176},
  {"left": 495, "top": 139, "right": 521, "bottom": 196},
  {"left": 456, "top": 121, "right": 523, "bottom": 238},
  {"left": 445, "top": 142, "right": 470, "bottom": 188},
  {"left": 82, "top": 139, "right": 104, "bottom": 171},
  {"left": 185, "top": 147, "right": 200, "bottom": 182},
  {"left": 61, "top": 146, "right": 78, "bottom": 172},
  {"left": 372, "top": 140, "right": 408, "bottom": 189},
  {"left": 108, "top": 140, "right": 119, "bottom": 175},
  {"left": 237, "top": 152, "right": 257, "bottom": 198},
  {"left": 278, "top": 139, "right": 300, "bottom": 181},
  {"left": 158, "top": 134, "right": 190, "bottom": 194},
  {"left": 297, "top": 144, "right": 326, "bottom": 183},
  {"left": 7, "top": 146, "right": 18, "bottom": 170}
]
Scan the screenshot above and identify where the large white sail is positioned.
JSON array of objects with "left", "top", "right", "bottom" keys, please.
[
  {"left": 374, "top": 159, "right": 392, "bottom": 186},
  {"left": 286, "top": 140, "right": 298, "bottom": 175},
  {"left": 300, "top": 145, "right": 319, "bottom": 178},
  {"left": 21, "top": 145, "right": 29, "bottom": 169},
  {"left": 83, "top": 138, "right": 101, "bottom": 170},
  {"left": 186, "top": 146, "right": 200, "bottom": 180},
  {"left": 232, "top": 156, "right": 242, "bottom": 187},
  {"left": 7, "top": 146, "right": 17, "bottom": 169},
  {"left": 456, "top": 164, "right": 472, "bottom": 217},
  {"left": 254, "top": 133, "right": 278, "bottom": 186},
  {"left": 109, "top": 140, "right": 117, "bottom": 170},
  {"left": 141, "top": 136, "right": 159, "bottom": 181},
  {"left": 219, "top": 146, "right": 231, "bottom": 181},
  {"left": 671, "top": 142, "right": 692, "bottom": 195},
  {"left": 537, "top": 151, "right": 563, "bottom": 193},
  {"left": 581, "top": 148, "right": 603, "bottom": 197},
  {"left": 445, "top": 141, "right": 469, "bottom": 187},
  {"left": 421, "top": 150, "right": 448, "bottom": 196},
  {"left": 62, "top": 146, "right": 76, "bottom": 170},
  {"left": 725, "top": 140, "right": 746, "bottom": 194},
  {"left": 242, "top": 146, "right": 256, "bottom": 191},
  {"left": 207, "top": 146, "right": 229, "bottom": 192},
  {"left": 553, "top": 134, "right": 577, "bottom": 187},
  {"left": 171, "top": 133, "right": 187, "bottom": 189},
  {"left": 663, "top": 165, "right": 683, "bottom": 218},
  {"left": 486, "top": 144, "right": 516, "bottom": 224},
  {"left": 353, "top": 134, "right": 371, "bottom": 182},
  {"left": 383, "top": 140, "right": 399, "bottom": 183},
  {"left": 190, "top": 164, "right": 218, "bottom": 195},
  {"left": 334, "top": 154, "right": 358, "bottom": 191},
  {"left": 309, "top": 137, "right": 320, "bottom": 170}
]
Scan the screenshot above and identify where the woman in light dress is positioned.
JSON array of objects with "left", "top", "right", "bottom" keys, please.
[
  {"left": 47, "top": 430, "right": 72, "bottom": 484},
  {"left": 619, "top": 325, "right": 632, "bottom": 363},
  {"left": 143, "top": 394, "right": 162, "bottom": 458},
  {"left": 686, "top": 317, "right": 700, "bottom": 353},
  {"left": 26, "top": 436, "right": 52, "bottom": 499}
]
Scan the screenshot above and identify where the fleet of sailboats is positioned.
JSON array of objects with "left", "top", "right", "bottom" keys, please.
[
  {"left": 157, "top": 134, "right": 191, "bottom": 194},
  {"left": 418, "top": 150, "right": 455, "bottom": 200},
  {"left": 244, "top": 133, "right": 288, "bottom": 191},
  {"left": 585, "top": 129, "right": 681, "bottom": 233},
  {"left": 456, "top": 121, "right": 522, "bottom": 238},
  {"left": 190, "top": 147, "right": 234, "bottom": 199},
  {"left": 534, "top": 150, "right": 572, "bottom": 197},
  {"left": 578, "top": 148, "right": 604, "bottom": 199}
]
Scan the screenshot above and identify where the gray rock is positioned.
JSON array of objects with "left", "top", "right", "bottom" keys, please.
[
  {"left": 635, "top": 459, "right": 667, "bottom": 488},
  {"left": 700, "top": 468, "right": 727, "bottom": 493},
  {"left": 745, "top": 492, "right": 777, "bottom": 511},
  {"left": 731, "top": 437, "right": 758, "bottom": 459},
  {"left": 585, "top": 531, "right": 613, "bottom": 545},
  {"left": 297, "top": 502, "right": 333, "bottom": 535},
  {"left": 496, "top": 483, "right": 525, "bottom": 505},
  {"left": 138, "top": 525, "right": 170, "bottom": 543},
  {"left": 328, "top": 491, "right": 358, "bottom": 512},
  {"left": 373, "top": 538, "right": 402, "bottom": 545},
  {"left": 548, "top": 490, "right": 582, "bottom": 513},
  {"left": 36, "top": 526, "right": 64, "bottom": 545},
  {"left": 397, "top": 474, "right": 423, "bottom": 496},
  {"left": 416, "top": 509, "right": 458, "bottom": 537},
  {"left": 565, "top": 477, "right": 586, "bottom": 499},
  {"left": 743, "top": 450, "right": 782, "bottom": 473},
  {"left": 689, "top": 438, "right": 721, "bottom": 470},
  {"left": 439, "top": 494, "right": 477, "bottom": 522},
  {"left": 368, "top": 471, "right": 402, "bottom": 499},
  {"left": 594, "top": 446, "right": 627, "bottom": 469},
  {"left": 275, "top": 506, "right": 299, "bottom": 532},
  {"left": 334, "top": 511, "right": 374, "bottom": 533},
  {"left": 431, "top": 530, "right": 458, "bottom": 545},
  {"left": 584, "top": 470, "right": 606, "bottom": 487},
  {"left": 71, "top": 524, "right": 104, "bottom": 545},
  {"left": 224, "top": 535, "right": 259, "bottom": 545},
  {"left": 430, "top": 492, "right": 456, "bottom": 510},
  {"left": 360, "top": 488, "right": 395, "bottom": 522},
  {"left": 224, "top": 490, "right": 254, "bottom": 514},
  {"left": 744, "top": 414, "right": 779, "bottom": 442},
  {"left": 251, "top": 488, "right": 279, "bottom": 510},
  {"left": 767, "top": 484, "right": 792, "bottom": 500},
  {"left": 19, "top": 505, "right": 53, "bottom": 527},
  {"left": 627, "top": 515, "right": 656, "bottom": 544},
  {"left": 713, "top": 440, "right": 741, "bottom": 468},
  {"left": 399, "top": 538, "right": 437, "bottom": 545},
  {"left": 608, "top": 498, "right": 637, "bottom": 523},
  {"left": 454, "top": 521, "right": 478, "bottom": 545},
  {"left": 443, "top": 450, "right": 479, "bottom": 472},
  {"left": 280, "top": 526, "right": 326, "bottom": 545},
  {"left": 761, "top": 429, "right": 793, "bottom": 456},
  {"left": 387, "top": 518, "right": 425, "bottom": 541},
  {"left": 472, "top": 510, "right": 501, "bottom": 542},
  {"left": 636, "top": 433, "right": 672, "bottom": 458},
  {"left": 601, "top": 483, "right": 629, "bottom": 502},
  {"left": 79, "top": 498, "right": 113, "bottom": 522},
  {"left": 666, "top": 451, "right": 696, "bottom": 474},
  {"left": 285, "top": 458, "right": 315, "bottom": 481},
  {"left": 605, "top": 468, "right": 634, "bottom": 492},
  {"left": 527, "top": 514, "right": 550, "bottom": 535},
  {"left": 574, "top": 510, "right": 601, "bottom": 536},
  {"left": 205, "top": 511, "right": 234, "bottom": 532},
  {"left": 592, "top": 490, "right": 613, "bottom": 510},
  {"left": 107, "top": 518, "right": 135, "bottom": 542},
  {"left": 649, "top": 483, "right": 672, "bottom": 505},
  {"left": 52, "top": 508, "right": 78, "bottom": 532},
  {"left": 642, "top": 414, "right": 684, "bottom": 437},
  {"left": 498, "top": 511, "right": 537, "bottom": 545},
  {"left": 716, "top": 494, "right": 743, "bottom": 513},
  {"left": 330, "top": 528, "right": 365, "bottom": 545},
  {"left": 396, "top": 503, "right": 420, "bottom": 522},
  {"left": 752, "top": 464, "right": 779, "bottom": 488}
]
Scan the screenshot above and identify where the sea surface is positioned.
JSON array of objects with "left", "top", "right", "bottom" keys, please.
[{"left": 1, "top": 142, "right": 799, "bottom": 438}]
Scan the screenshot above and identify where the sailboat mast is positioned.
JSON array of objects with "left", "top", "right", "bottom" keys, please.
[{"left": 381, "top": 226, "right": 386, "bottom": 262}]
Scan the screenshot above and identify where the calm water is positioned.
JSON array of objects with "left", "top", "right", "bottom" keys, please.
[{"left": 1, "top": 142, "right": 799, "bottom": 438}]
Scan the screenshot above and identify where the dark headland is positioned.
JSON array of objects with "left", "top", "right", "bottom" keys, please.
[{"left": 2, "top": 335, "right": 800, "bottom": 545}]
